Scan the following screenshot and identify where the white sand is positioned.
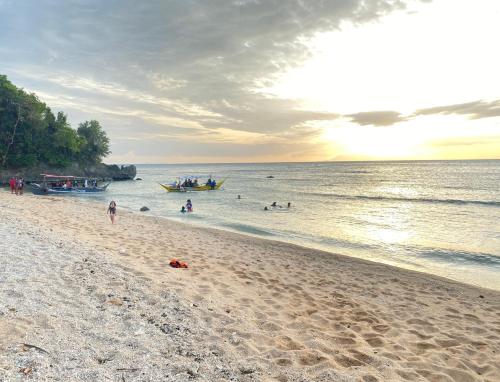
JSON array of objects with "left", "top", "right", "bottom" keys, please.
[{"left": 1, "top": 191, "right": 499, "bottom": 381}]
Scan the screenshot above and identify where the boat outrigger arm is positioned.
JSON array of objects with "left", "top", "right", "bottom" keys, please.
[{"left": 31, "top": 174, "right": 110, "bottom": 195}]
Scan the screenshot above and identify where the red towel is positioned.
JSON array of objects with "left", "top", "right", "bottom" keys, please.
[{"left": 169, "top": 258, "right": 188, "bottom": 268}]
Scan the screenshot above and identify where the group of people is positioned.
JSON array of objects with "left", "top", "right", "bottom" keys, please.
[
  {"left": 173, "top": 177, "right": 217, "bottom": 190},
  {"left": 177, "top": 178, "right": 199, "bottom": 188},
  {"left": 264, "top": 201, "right": 291, "bottom": 211},
  {"left": 8, "top": 177, "right": 24, "bottom": 195},
  {"left": 181, "top": 199, "right": 193, "bottom": 213},
  {"left": 51, "top": 178, "right": 98, "bottom": 189},
  {"left": 106, "top": 195, "right": 291, "bottom": 223},
  {"left": 206, "top": 177, "right": 217, "bottom": 190}
]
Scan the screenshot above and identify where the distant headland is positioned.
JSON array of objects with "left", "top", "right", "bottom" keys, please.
[{"left": 0, "top": 74, "right": 135, "bottom": 182}]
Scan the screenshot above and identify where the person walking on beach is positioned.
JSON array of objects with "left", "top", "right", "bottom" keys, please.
[
  {"left": 107, "top": 201, "right": 117, "bottom": 224},
  {"left": 9, "top": 177, "right": 16, "bottom": 194},
  {"left": 16, "top": 177, "right": 24, "bottom": 195}
]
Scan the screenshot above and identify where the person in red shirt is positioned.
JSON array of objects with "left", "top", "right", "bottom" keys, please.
[{"left": 9, "top": 177, "right": 16, "bottom": 194}]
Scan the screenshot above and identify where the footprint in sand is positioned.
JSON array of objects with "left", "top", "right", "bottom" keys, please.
[{"left": 275, "top": 335, "right": 304, "bottom": 351}]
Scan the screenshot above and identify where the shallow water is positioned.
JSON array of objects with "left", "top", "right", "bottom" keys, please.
[{"left": 78, "top": 160, "right": 500, "bottom": 290}]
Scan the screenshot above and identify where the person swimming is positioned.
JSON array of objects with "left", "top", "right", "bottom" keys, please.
[
  {"left": 271, "top": 202, "right": 277, "bottom": 207},
  {"left": 264, "top": 206, "right": 269, "bottom": 211},
  {"left": 181, "top": 206, "right": 186, "bottom": 213}
]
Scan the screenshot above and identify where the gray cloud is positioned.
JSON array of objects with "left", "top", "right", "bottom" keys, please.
[
  {"left": 342, "top": 99, "right": 500, "bottom": 127},
  {"left": 0, "top": 0, "right": 428, "bottom": 161},
  {"left": 415, "top": 100, "right": 500, "bottom": 120},
  {"left": 345, "top": 111, "right": 406, "bottom": 126}
]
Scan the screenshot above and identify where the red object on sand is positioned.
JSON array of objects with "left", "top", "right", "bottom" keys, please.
[{"left": 170, "top": 259, "right": 188, "bottom": 268}]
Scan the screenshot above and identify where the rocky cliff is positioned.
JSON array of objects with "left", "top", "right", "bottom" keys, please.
[{"left": 0, "top": 163, "right": 136, "bottom": 183}]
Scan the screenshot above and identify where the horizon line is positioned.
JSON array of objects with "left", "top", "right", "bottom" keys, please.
[{"left": 105, "top": 158, "right": 500, "bottom": 166}]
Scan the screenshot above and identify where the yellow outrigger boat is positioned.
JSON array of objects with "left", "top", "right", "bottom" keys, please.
[{"left": 159, "top": 179, "right": 225, "bottom": 192}]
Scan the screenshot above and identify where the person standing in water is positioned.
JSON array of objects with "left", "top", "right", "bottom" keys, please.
[
  {"left": 107, "top": 201, "right": 117, "bottom": 224},
  {"left": 186, "top": 199, "right": 193, "bottom": 212}
]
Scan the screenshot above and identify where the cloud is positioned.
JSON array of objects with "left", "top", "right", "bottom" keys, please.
[
  {"left": 345, "top": 111, "right": 406, "bottom": 126},
  {"left": 0, "top": 0, "right": 430, "bottom": 161},
  {"left": 342, "top": 99, "right": 500, "bottom": 127},
  {"left": 415, "top": 100, "right": 500, "bottom": 120}
]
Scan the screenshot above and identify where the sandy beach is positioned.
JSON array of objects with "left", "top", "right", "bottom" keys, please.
[{"left": 1, "top": 191, "right": 499, "bottom": 381}]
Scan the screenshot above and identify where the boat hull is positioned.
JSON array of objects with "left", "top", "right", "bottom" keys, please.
[
  {"left": 31, "top": 183, "right": 109, "bottom": 195},
  {"left": 160, "top": 180, "right": 225, "bottom": 192}
]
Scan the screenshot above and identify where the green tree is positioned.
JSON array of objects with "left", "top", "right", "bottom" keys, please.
[
  {"left": 1, "top": 75, "right": 110, "bottom": 169},
  {"left": 39, "top": 111, "right": 83, "bottom": 167},
  {"left": 1, "top": 75, "right": 24, "bottom": 167},
  {"left": 1, "top": 75, "right": 48, "bottom": 167},
  {"left": 77, "top": 120, "right": 110, "bottom": 164}
]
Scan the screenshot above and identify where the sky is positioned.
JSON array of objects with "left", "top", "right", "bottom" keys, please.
[{"left": 1, "top": 0, "right": 499, "bottom": 163}]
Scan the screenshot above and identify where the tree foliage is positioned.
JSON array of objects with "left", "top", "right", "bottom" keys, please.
[
  {"left": 77, "top": 120, "right": 110, "bottom": 164},
  {"left": 0, "top": 75, "right": 111, "bottom": 168}
]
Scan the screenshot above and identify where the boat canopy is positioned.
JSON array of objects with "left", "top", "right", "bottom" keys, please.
[
  {"left": 40, "top": 174, "right": 88, "bottom": 179},
  {"left": 168, "top": 175, "right": 218, "bottom": 182}
]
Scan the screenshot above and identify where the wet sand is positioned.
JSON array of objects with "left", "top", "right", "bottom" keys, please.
[{"left": 1, "top": 191, "right": 499, "bottom": 381}]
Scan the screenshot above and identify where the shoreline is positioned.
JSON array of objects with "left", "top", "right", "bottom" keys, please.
[
  {"left": 152, "top": 212, "right": 499, "bottom": 294},
  {"left": 153, "top": 209, "right": 498, "bottom": 295},
  {"left": 1, "top": 191, "right": 500, "bottom": 381},
  {"left": 7, "top": 187, "right": 499, "bottom": 296},
  {"left": 90, "top": 193, "right": 500, "bottom": 293}
]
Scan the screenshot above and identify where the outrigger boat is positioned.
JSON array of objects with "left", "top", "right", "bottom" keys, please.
[
  {"left": 31, "top": 174, "right": 110, "bottom": 195},
  {"left": 159, "top": 179, "right": 225, "bottom": 192}
]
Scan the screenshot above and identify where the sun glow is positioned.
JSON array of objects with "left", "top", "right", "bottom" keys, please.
[
  {"left": 314, "top": 112, "right": 500, "bottom": 160},
  {"left": 320, "top": 120, "right": 428, "bottom": 160},
  {"left": 263, "top": 0, "right": 500, "bottom": 114},
  {"left": 258, "top": 0, "right": 500, "bottom": 161}
]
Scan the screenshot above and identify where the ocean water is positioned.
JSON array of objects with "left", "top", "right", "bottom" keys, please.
[{"left": 87, "top": 160, "right": 499, "bottom": 290}]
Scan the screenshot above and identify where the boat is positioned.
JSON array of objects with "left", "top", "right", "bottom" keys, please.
[
  {"left": 159, "top": 179, "right": 225, "bottom": 192},
  {"left": 31, "top": 174, "right": 110, "bottom": 195}
]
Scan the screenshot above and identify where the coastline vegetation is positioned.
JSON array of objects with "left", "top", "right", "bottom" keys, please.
[{"left": 0, "top": 74, "right": 110, "bottom": 169}]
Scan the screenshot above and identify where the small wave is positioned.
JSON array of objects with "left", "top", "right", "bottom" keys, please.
[
  {"left": 221, "top": 223, "right": 275, "bottom": 237},
  {"left": 341, "top": 170, "right": 370, "bottom": 174},
  {"left": 310, "top": 193, "right": 500, "bottom": 207},
  {"left": 418, "top": 248, "right": 500, "bottom": 267}
]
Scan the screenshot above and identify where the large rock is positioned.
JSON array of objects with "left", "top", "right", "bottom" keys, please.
[{"left": 0, "top": 163, "right": 136, "bottom": 183}]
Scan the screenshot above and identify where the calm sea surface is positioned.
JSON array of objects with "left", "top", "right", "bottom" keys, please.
[{"left": 85, "top": 160, "right": 499, "bottom": 290}]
